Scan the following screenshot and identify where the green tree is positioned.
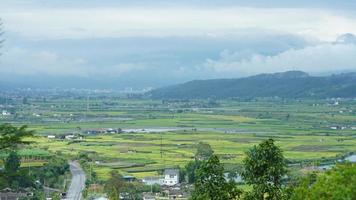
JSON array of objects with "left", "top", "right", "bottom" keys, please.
[
  {"left": 291, "top": 164, "right": 356, "bottom": 200},
  {"left": 185, "top": 142, "right": 213, "bottom": 184},
  {"left": 0, "top": 124, "right": 35, "bottom": 189},
  {"left": 179, "top": 167, "right": 187, "bottom": 183},
  {"left": 122, "top": 182, "right": 146, "bottom": 200},
  {"left": 242, "top": 139, "right": 287, "bottom": 200},
  {"left": 104, "top": 170, "right": 125, "bottom": 200},
  {"left": 5, "top": 151, "right": 20, "bottom": 175},
  {"left": 195, "top": 142, "right": 214, "bottom": 161},
  {"left": 38, "top": 157, "right": 69, "bottom": 188},
  {"left": 191, "top": 155, "right": 241, "bottom": 200},
  {"left": 0, "top": 124, "right": 35, "bottom": 151},
  {"left": 185, "top": 160, "right": 201, "bottom": 184}
]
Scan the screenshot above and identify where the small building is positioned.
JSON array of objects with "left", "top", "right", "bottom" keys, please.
[
  {"left": 47, "top": 135, "right": 56, "bottom": 139},
  {"left": 1, "top": 110, "right": 11, "bottom": 116},
  {"left": 93, "top": 197, "right": 108, "bottom": 200},
  {"left": 142, "top": 193, "right": 156, "bottom": 200},
  {"left": 163, "top": 169, "right": 179, "bottom": 186},
  {"left": 142, "top": 177, "right": 162, "bottom": 186},
  {"left": 86, "top": 130, "right": 100, "bottom": 135},
  {"left": 65, "top": 135, "right": 75, "bottom": 140},
  {"left": 123, "top": 175, "right": 136, "bottom": 182},
  {"left": 106, "top": 128, "right": 118, "bottom": 134}
]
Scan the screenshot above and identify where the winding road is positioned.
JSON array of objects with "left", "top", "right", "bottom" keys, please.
[{"left": 66, "top": 161, "right": 86, "bottom": 200}]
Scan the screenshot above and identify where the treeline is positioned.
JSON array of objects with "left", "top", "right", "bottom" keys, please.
[
  {"left": 149, "top": 71, "right": 356, "bottom": 99},
  {"left": 101, "top": 139, "right": 356, "bottom": 200},
  {"left": 186, "top": 140, "right": 356, "bottom": 200},
  {"left": 0, "top": 124, "right": 70, "bottom": 199}
]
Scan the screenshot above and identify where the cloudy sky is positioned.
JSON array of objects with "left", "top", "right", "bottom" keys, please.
[{"left": 1, "top": 0, "right": 356, "bottom": 89}]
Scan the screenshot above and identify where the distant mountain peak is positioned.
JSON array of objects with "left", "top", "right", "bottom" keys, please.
[{"left": 336, "top": 33, "right": 356, "bottom": 44}]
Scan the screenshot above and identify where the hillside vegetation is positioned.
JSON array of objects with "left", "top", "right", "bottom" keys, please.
[{"left": 149, "top": 71, "right": 356, "bottom": 99}]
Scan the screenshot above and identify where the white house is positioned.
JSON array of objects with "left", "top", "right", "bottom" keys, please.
[
  {"left": 163, "top": 169, "right": 179, "bottom": 186},
  {"left": 47, "top": 135, "right": 56, "bottom": 139},
  {"left": 65, "top": 135, "right": 75, "bottom": 140},
  {"left": 2, "top": 110, "right": 11, "bottom": 116}
]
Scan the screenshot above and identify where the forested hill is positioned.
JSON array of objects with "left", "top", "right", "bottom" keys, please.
[{"left": 148, "top": 71, "right": 356, "bottom": 99}]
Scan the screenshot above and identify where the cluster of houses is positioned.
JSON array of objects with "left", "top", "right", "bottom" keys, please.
[
  {"left": 47, "top": 134, "right": 84, "bottom": 140},
  {"left": 85, "top": 128, "right": 122, "bottom": 135},
  {"left": 141, "top": 169, "right": 188, "bottom": 200},
  {"left": 93, "top": 169, "right": 186, "bottom": 200},
  {"left": 329, "top": 125, "right": 356, "bottom": 130},
  {"left": 46, "top": 128, "right": 125, "bottom": 140},
  {"left": 1, "top": 110, "right": 11, "bottom": 116},
  {"left": 0, "top": 188, "right": 34, "bottom": 200},
  {"left": 142, "top": 169, "right": 180, "bottom": 187}
]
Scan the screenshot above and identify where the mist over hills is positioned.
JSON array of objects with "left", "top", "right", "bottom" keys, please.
[{"left": 149, "top": 71, "right": 356, "bottom": 99}]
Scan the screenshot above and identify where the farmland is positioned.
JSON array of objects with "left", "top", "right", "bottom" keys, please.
[{"left": 1, "top": 93, "right": 356, "bottom": 181}]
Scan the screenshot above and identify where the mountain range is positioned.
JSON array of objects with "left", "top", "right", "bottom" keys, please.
[{"left": 148, "top": 71, "right": 356, "bottom": 99}]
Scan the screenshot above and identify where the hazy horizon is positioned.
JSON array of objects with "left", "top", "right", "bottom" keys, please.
[{"left": 1, "top": 0, "right": 356, "bottom": 89}]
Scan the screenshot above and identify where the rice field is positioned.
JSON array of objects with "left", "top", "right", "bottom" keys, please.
[{"left": 1, "top": 97, "right": 356, "bottom": 180}]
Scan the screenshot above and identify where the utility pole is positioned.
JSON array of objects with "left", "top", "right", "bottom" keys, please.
[
  {"left": 93, "top": 154, "right": 97, "bottom": 193},
  {"left": 160, "top": 133, "right": 163, "bottom": 159},
  {"left": 86, "top": 95, "right": 89, "bottom": 114},
  {"left": 63, "top": 177, "right": 66, "bottom": 191},
  {"left": 5, "top": 94, "right": 7, "bottom": 110},
  {"left": 44, "top": 179, "right": 47, "bottom": 199},
  {"left": 89, "top": 162, "right": 92, "bottom": 182},
  {"left": 150, "top": 177, "right": 153, "bottom": 193},
  {"left": 84, "top": 95, "right": 89, "bottom": 121}
]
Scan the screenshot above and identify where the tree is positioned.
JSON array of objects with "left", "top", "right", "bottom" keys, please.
[
  {"left": 122, "top": 182, "right": 147, "bottom": 200},
  {"left": 242, "top": 139, "right": 287, "bottom": 200},
  {"left": 291, "top": 164, "right": 356, "bottom": 200},
  {"left": 179, "top": 167, "right": 186, "bottom": 183},
  {"left": 5, "top": 151, "right": 20, "bottom": 175},
  {"left": 0, "top": 124, "right": 35, "bottom": 189},
  {"left": 0, "top": 124, "right": 35, "bottom": 151},
  {"left": 38, "top": 157, "right": 69, "bottom": 188},
  {"left": 185, "top": 160, "right": 201, "bottom": 184},
  {"left": 185, "top": 142, "right": 213, "bottom": 184},
  {"left": 104, "top": 171, "right": 125, "bottom": 200},
  {"left": 191, "top": 155, "right": 242, "bottom": 200},
  {"left": 195, "top": 142, "right": 214, "bottom": 161}
]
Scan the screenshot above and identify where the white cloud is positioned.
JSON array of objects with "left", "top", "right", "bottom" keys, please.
[
  {"left": 1, "top": 2, "right": 356, "bottom": 87},
  {"left": 0, "top": 46, "right": 146, "bottom": 77},
  {"left": 1, "top": 7, "right": 356, "bottom": 41},
  {"left": 204, "top": 43, "right": 356, "bottom": 75},
  {"left": 0, "top": 47, "right": 88, "bottom": 76}
]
